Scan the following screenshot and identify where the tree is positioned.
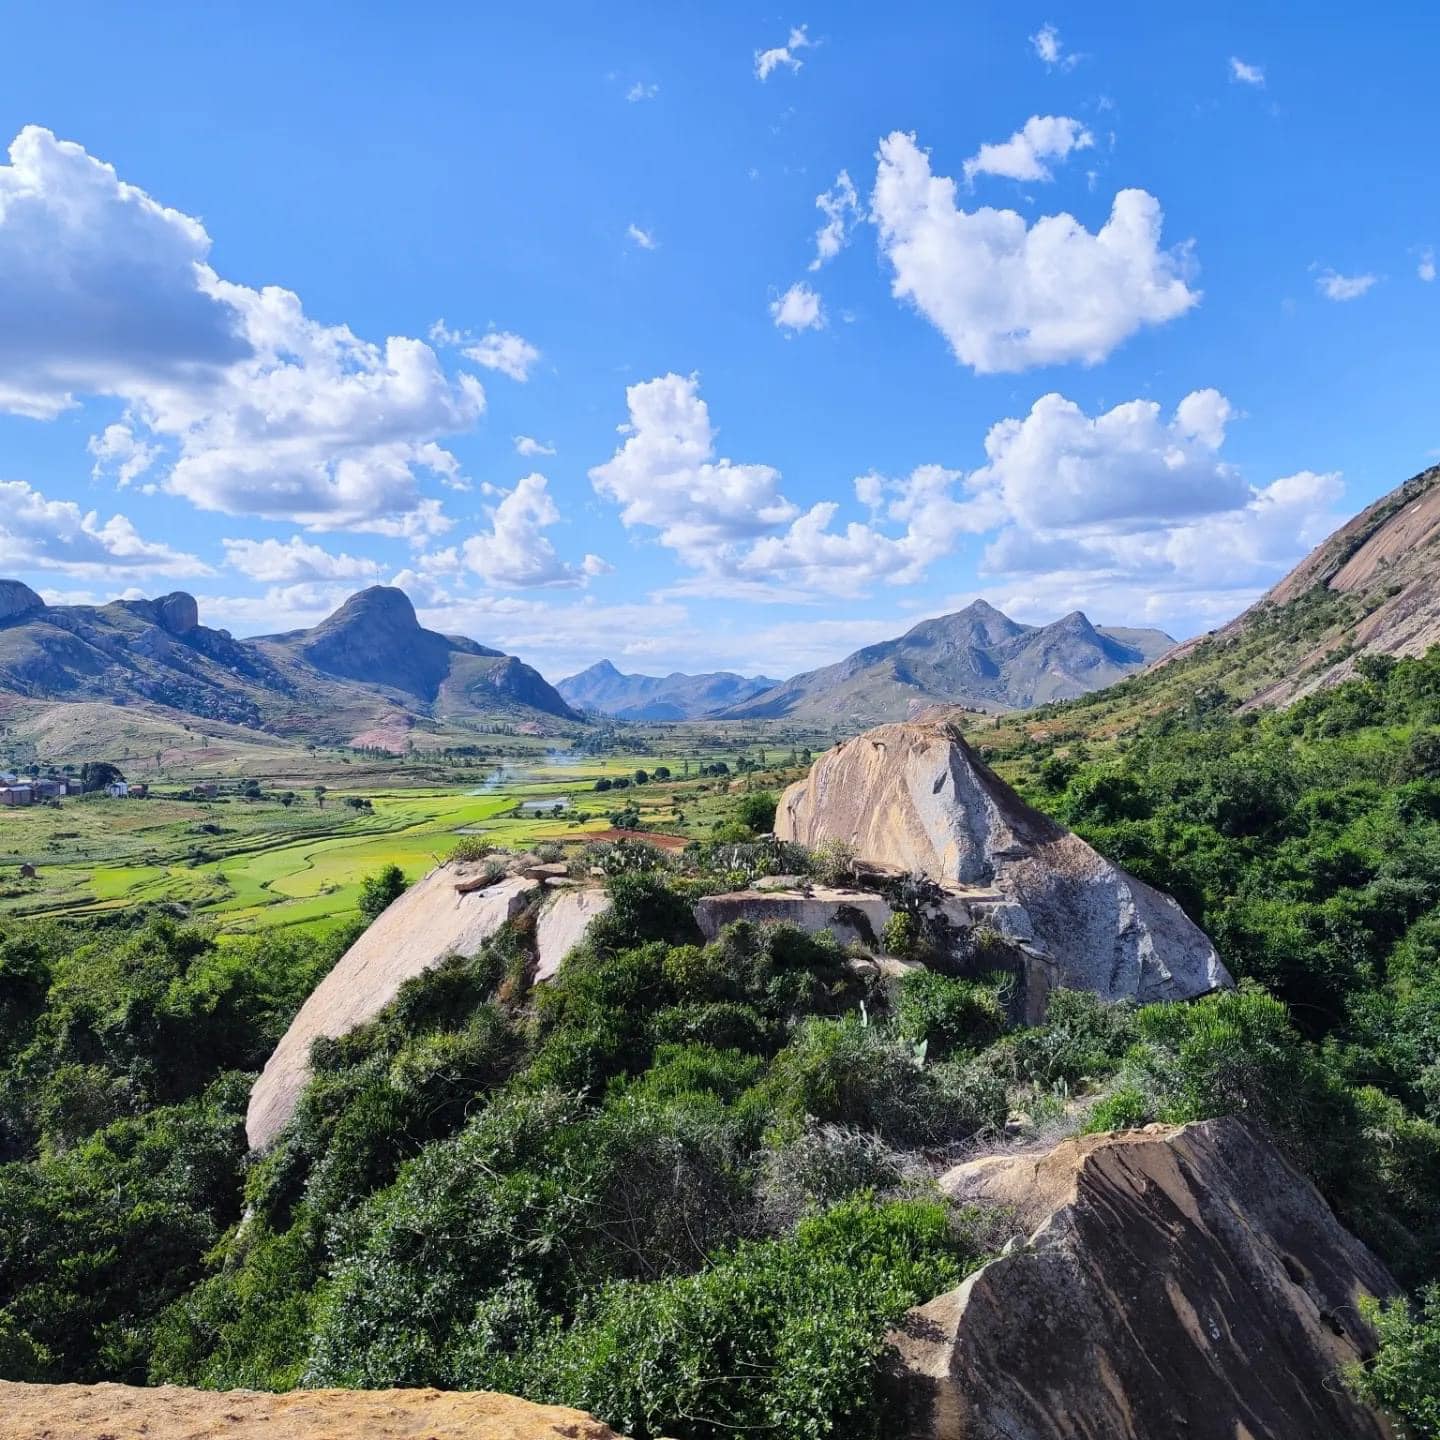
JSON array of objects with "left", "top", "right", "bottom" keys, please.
[
  {"left": 313, "top": 785, "right": 327, "bottom": 808},
  {"left": 634, "top": 769, "right": 650, "bottom": 785},
  {"left": 735, "top": 790, "right": 778, "bottom": 835},
  {"left": 79, "top": 761, "right": 124, "bottom": 794},
  {"left": 359, "top": 864, "right": 407, "bottom": 922}
]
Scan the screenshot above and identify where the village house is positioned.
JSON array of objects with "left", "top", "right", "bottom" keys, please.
[
  {"left": 106, "top": 780, "right": 130, "bottom": 799},
  {"left": 0, "top": 784, "right": 34, "bottom": 806}
]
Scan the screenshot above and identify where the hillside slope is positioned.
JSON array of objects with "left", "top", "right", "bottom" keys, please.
[
  {"left": 556, "top": 659, "right": 779, "bottom": 719},
  {"left": 0, "top": 582, "right": 578, "bottom": 748},
  {"left": 996, "top": 462, "right": 1440, "bottom": 743},
  {"left": 722, "top": 600, "right": 1173, "bottom": 723}
]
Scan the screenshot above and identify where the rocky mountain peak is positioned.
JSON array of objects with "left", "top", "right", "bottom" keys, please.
[
  {"left": 153, "top": 591, "right": 199, "bottom": 635},
  {"left": 0, "top": 579, "right": 44, "bottom": 623}
]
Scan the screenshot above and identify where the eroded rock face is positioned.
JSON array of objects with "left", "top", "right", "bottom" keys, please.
[
  {"left": 246, "top": 865, "right": 538, "bottom": 1150},
  {"left": 0, "top": 578, "right": 44, "bottom": 622},
  {"left": 775, "top": 723, "right": 1230, "bottom": 1004},
  {"left": 534, "top": 886, "right": 611, "bottom": 984},
  {"left": 153, "top": 591, "right": 200, "bottom": 635},
  {"left": 0, "top": 1381, "right": 628, "bottom": 1440},
  {"left": 891, "top": 1119, "right": 1395, "bottom": 1440},
  {"left": 694, "top": 887, "right": 895, "bottom": 949}
]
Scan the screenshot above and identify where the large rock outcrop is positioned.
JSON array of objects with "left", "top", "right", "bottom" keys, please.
[
  {"left": 775, "top": 722, "right": 1229, "bottom": 1004},
  {"left": 891, "top": 1118, "right": 1395, "bottom": 1440},
  {"left": 246, "top": 864, "right": 538, "bottom": 1150},
  {"left": 0, "top": 1381, "right": 628, "bottom": 1440}
]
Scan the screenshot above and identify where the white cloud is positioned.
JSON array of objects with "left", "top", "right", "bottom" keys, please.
[
  {"left": 755, "top": 24, "right": 811, "bottom": 80},
  {"left": 770, "top": 281, "right": 825, "bottom": 331},
  {"left": 963, "top": 115, "right": 1094, "bottom": 184},
  {"left": 626, "top": 223, "right": 658, "bottom": 250},
  {"left": 1315, "top": 268, "right": 1377, "bottom": 301},
  {"left": 514, "top": 435, "right": 557, "bottom": 457},
  {"left": 970, "top": 390, "right": 1248, "bottom": 533},
  {"left": 589, "top": 373, "right": 796, "bottom": 568},
  {"left": 590, "top": 374, "right": 982, "bottom": 598},
  {"left": 222, "top": 535, "right": 377, "bottom": 584},
  {"left": 458, "top": 473, "right": 608, "bottom": 589},
  {"left": 626, "top": 82, "right": 659, "bottom": 102},
  {"left": 461, "top": 329, "right": 541, "bottom": 382},
  {"left": 0, "top": 127, "right": 484, "bottom": 535},
  {"left": 0, "top": 478, "right": 207, "bottom": 577},
  {"left": 963, "top": 389, "right": 1345, "bottom": 627},
  {"left": 88, "top": 423, "right": 159, "bottom": 488},
  {"left": 1030, "top": 23, "right": 1080, "bottom": 71},
  {"left": 1229, "top": 56, "right": 1265, "bottom": 86},
  {"left": 1419, "top": 248, "right": 1436, "bottom": 283},
  {"left": 871, "top": 131, "right": 1198, "bottom": 372},
  {"left": 810, "top": 170, "right": 860, "bottom": 269}
]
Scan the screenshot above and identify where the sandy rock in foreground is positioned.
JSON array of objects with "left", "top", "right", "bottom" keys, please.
[
  {"left": 891, "top": 1118, "right": 1396, "bottom": 1440},
  {"left": 776, "top": 722, "right": 1230, "bottom": 1004},
  {"left": 0, "top": 1381, "right": 627, "bottom": 1440},
  {"left": 246, "top": 864, "right": 538, "bottom": 1150}
]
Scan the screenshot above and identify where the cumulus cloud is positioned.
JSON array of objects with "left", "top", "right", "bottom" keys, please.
[
  {"left": 590, "top": 374, "right": 796, "bottom": 567},
  {"left": 810, "top": 170, "right": 860, "bottom": 269},
  {"left": 755, "top": 24, "right": 811, "bottom": 80},
  {"left": 626, "top": 82, "right": 659, "bottom": 102},
  {"left": 0, "top": 127, "right": 484, "bottom": 536},
  {"left": 1229, "top": 57, "right": 1265, "bottom": 86},
  {"left": 626, "top": 222, "right": 658, "bottom": 250},
  {"left": 965, "top": 390, "right": 1345, "bottom": 626},
  {"left": 1315, "top": 267, "right": 1377, "bottom": 301},
  {"left": 1420, "top": 249, "right": 1436, "bottom": 283},
  {"left": 458, "top": 473, "right": 608, "bottom": 589},
  {"left": 770, "top": 281, "right": 825, "bottom": 332},
  {"left": 963, "top": 115, "right": 1094, "bottom": 184},
  {"left": 1030, "top": 23, "right": 1080, "bottom": 71},
  {"left": 970, "top": 389, "right": 1248, "bottom": 531},
  {"left": 0, "top": 478, "right": 206, "bottom": 577},
  {"left": 514, "top": 435, "right": 556, "bottom": 457},
  {"left": 590, "top": 374, "right": 983, "bottom": 598},
  {"left": 222, "top": 535, "right": 378, "bottom": 584},
  {"left": 461, "top": 329, "right": 541, "bottom": 381},
  {"left": 871, "top": 131, "right": 1198, "bottom": 372}
]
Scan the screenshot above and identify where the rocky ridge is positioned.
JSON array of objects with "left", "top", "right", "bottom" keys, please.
[
  {"left": 0, "top": 582, "right": 578, "bottom": 746},
  {"left": 721, "top": 600, "right": 1175, "bottom": 723}
]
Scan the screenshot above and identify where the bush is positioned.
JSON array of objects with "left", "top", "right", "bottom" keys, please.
[
  {"left": 1346, "top": 1286, "right": 1440, "bottom": 1435},
  {"left": 734, "top": 790, "right": 778, "bottom": 835},
  {"left": 358, "top": 863, "right": 406, "bottom": 921},
  {"left": 521, "top": 1197, "right": 986, "bottom": 1440},
  {"left": 895, "top": 971, "right": 1007, "bottom": 1060}
]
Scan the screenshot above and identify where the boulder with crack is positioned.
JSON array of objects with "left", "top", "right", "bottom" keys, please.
[
  {"left": 889, "top": 1118, "right": 1396, "bottom": 1440},
  {"left": 775, "top": 721, "right": 1231, "bottom": 1004}
]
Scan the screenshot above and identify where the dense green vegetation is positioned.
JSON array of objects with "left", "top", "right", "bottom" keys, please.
[{"left": 4, "top": 649, "right": 1440, "bottom": 1432}]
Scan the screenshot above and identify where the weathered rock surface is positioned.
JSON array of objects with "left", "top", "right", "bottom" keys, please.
[
  {"left": 694, "top": 887, "right": 895, "bottom": 949},
  {"left": 775, "top": 722, "right": 1230, "bottom": 1004},
  {"left": 246, "top": 865, "right": 538, "bottom": 1150},
  {"left": 534, "top": 886, "right": 612, "bottom": 983},
  {"left": 0, "top": 1381, "right": 628, "bottom": 1440},
  {"left": 891, "top": 1118, "right": 1395, "bottom": 1440}
]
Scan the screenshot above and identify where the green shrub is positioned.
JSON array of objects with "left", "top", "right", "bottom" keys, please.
[
  {"left": 1346, "top": 1286, "right": 1440, "bottom": 1436},
  {"left": 895, "top": 971, "right": 1007, "bottom": 1059},
  {"left": 519, "top": 1197, "right": 986, "bottom": 1440}
]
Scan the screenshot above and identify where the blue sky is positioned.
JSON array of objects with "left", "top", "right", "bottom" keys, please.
[{"left": 1, "top": 1, "right": 1437, "bottom": 680}]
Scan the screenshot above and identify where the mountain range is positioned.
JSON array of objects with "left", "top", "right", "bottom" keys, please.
[
  {"left": 563, "top": 602, "right": 1174, "bottom": 724},
  {"left": 556, "top": 660, "right": 780, "bottom": 720},
  {"left": 0, "top": 582, "right": 577, "bottom": 748}
]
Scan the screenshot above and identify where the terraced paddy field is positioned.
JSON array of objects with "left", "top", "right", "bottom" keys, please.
[{"left": 0, "top": 754, "right": 682, "bottom": 933}]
